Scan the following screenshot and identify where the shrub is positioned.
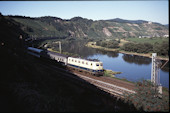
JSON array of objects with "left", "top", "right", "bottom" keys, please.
[{"left": 123, "top": 80, "right": 169, "bottom": 112}]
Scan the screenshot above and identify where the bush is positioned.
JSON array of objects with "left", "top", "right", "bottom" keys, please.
[
  {"left": 153, "top": 41, "right": 169, "bottom": 57},
  {"left": 121, "top": 42, "right": 153, "bottom": 53},
  {"left": 123, "top": 80, "right": 169, "bottom": 112},
  {"left": 96, "top": 40, "right": 119, "bottom": 49}
]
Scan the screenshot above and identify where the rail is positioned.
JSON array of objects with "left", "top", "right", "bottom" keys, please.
[
  {"left": 35, "top": 57, "right": 136, "bottom": 98},
  {"left": 74, "top": 72, "right": 136, "bottom": 98}
]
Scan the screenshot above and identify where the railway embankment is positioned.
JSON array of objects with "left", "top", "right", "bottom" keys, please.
[{"left": 1, "top": 49, "right": 138, "bottom": 112}]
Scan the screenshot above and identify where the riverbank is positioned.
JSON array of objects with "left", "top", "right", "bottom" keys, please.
[
  {"left": 47, "top": 46, "right": 169, "bottom": 93},
  {"left": 103, "top": 70, "right": 169, "bottom": 95},
  {"left": 104, "top": 69, "right": 122, "bottom": 77},
  {"left": 86, "top": 42, "right": 169, "bottom": 61}
]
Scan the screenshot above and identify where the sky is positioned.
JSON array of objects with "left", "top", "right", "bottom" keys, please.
[{"left": 0, "top": 1, "right": 169, "bottom": 25}]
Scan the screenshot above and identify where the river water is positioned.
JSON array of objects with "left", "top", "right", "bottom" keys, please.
[
  {"left": 88, "top": 53, "right": 169, "bottom": 89},
  {"left": 54, "top": 40, "right": 169, "bottom": 89}
]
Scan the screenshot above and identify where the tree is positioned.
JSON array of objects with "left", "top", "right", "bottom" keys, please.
[
  {"left": 153, "top": 41, "right": 169, "bottom": 57},
  {"left": 122, "top": 42, "right": 153, "bottom": 54},
  {"left": 106, "top": 41, "right": 119, "bottom": 48},
  {"left": 143, "top": 43, "right": 153, "bottom": 53},
  {"left": 123, "top": 80, "right": 169, "bottom": 112},
  {"left": 101, "top": 41, "right": 107, "bottom": 47}
]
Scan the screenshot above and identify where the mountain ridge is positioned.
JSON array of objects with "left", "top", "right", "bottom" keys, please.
[
  {"left": 6, "top": 14, "right": 169, "bottom": 39},
  {"left": 7, "top": 14, "right": 167, "bottom": 25}
]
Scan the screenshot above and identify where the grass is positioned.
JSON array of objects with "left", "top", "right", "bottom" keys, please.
[
  {"left": 86, "top": 42, "right": 120, "bottom": 52},
  {"left": 115, "top": 39, "right": 129, "bottom": 47},
  {"left": 112, "top": 77, "right": 135, "bottom": 84},
  {"left": 103, "top": 69, "right": 122, "bottom": 78},
  {"left": 162, "top": 87, "right": 169, "bottom": 94},
  {"left": 126, "top": 37, "right": 169, "bottom": 45}
]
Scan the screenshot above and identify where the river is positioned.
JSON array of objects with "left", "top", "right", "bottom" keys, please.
[
  {"left": 88, "top": 53, "right": 169, "bottom": 89},
  {"left": 53, "top": 40, "right": 169, "bottom": 89}
]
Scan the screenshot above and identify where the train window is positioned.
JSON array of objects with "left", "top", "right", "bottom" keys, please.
[
  {"left": 91, "top": 63, "right": 93, "bottom": 66},
  {"left": 96, "top": 63, "right": 99, "bottom": 66},
  {"left": 86, "top": 62, "right": 88, "bottom": 65},
  {"left": 78, "top": 61, "right": 80, "bottom": 63},
  {"left": 100, "top": 63, "right": 103, "bottom": 66},
  {"left": 72, "top": 59, "right": 74, "bottom": 62},
  {"left": 75, "top": 60, "right": 77, "bottom": 62},
  {"left": 82, "top": 61, "right": 84, "bottom": 64}
]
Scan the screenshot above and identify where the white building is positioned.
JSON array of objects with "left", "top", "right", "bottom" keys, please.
[{"left": 163, "top": 35, "right": 169, "bottom": 38}]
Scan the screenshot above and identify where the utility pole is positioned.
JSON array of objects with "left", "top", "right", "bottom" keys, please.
[
  {"left": 151, "top": 53, "right": 162, "bottom": 94},
  {"left": 54, "top": 41, "right": 61, "bottom": 53},
  {"left": 59, "top": 41, "right": 61, "bottom": 53},
  {"left": 151, "top": 53, "right": 157, "bottom": 85}
]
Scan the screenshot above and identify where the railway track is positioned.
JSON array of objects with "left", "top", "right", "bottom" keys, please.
[
  {"left": 38, "top": 58, "right": 136, "bottom": 98},
  {"left": 44, "top": 62, "right": 136, "bottom": 98},
  {"left": 73, "top": 72, "right": 136, "bottom": 98}
]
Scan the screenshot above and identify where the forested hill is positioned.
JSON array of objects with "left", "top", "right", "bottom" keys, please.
[{"left": 7, "top": 15, "right": 169, "bottom": 39}]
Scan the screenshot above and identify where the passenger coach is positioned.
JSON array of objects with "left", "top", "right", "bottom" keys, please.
[
  {"left": 27, "top": 47, "right": 43, "bottom": 57},
  {"left": 47, "top": 51, "right": 68, "bottom": 65}
]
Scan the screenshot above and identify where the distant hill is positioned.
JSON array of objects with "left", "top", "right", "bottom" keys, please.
[
  {"left": 106, "top": 18, "right": 148, "bottom": 24},
  {"left": 7, "top": 15, "right": 169, "bottom": 39},
  {"left": 164, "top": 24, "right": 169, "bottom": 28}
]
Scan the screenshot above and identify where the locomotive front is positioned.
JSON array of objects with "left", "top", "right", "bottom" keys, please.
[{"left": 91, "top": 61, "right": 104, "bottom": 76}]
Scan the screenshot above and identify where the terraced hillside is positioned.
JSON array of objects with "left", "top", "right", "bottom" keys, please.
[{"left": 8, "top": 16, "right": 169, "bottom": 39}]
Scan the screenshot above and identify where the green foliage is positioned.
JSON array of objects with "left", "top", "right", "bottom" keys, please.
[
  {"left": 103, "top": 69, "right": 121, "bottom": 77},
  {"left": 121, "top": 42, "right": 153, "bottom": 53},
  {"left": 153, "top": 41, "right": 169, "bottom": 57},
  {"left": 103, "top": 70, "right": 112, "bottom": 77},
  {"left": 126, "top": 37, "right": 168, "bottom": 45},
  {"left": 96, "top": 40, "right": 119, "bottom": 49},
  {"left": 121, "top": 40, "right": 169, "bottom": 57},
  {"left": 123, "top": 80, "right": 169, "bottom": 112},
  {"left": 122, "top": 38, "right": 169, "bottom": 57}
]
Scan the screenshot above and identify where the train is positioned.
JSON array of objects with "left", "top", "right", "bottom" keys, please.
[{"left": 27, "top": 47, "right": 104, "bottom": 76}]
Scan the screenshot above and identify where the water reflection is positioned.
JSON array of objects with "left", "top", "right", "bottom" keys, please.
[
  {"left": 55, "top": 40, "right": 119, "bottom": 58},
  {"left": 55, "top": 40, "right": 97, "bottom": 58},
  {"left": 96, "top": 49, "right": 119, "bottom": 58},
  {"left": 122, "top": 54, "right": 151, "bottom": 65}
]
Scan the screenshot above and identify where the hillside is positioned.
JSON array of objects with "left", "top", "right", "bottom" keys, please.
[
  {"left": 1, "top": 13, "right": 138, "bottom": 112},
  {"left": 8, "top": 15, "right": 169, "bottom": 39}
]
